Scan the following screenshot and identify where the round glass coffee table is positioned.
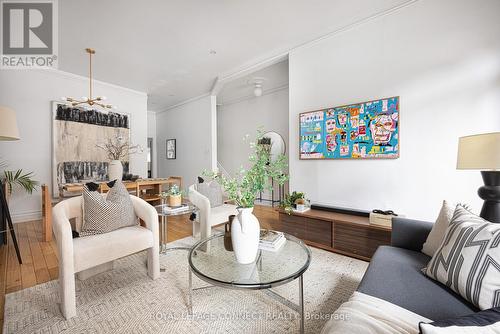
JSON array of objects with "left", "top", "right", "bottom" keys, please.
[{"left": 188, "top": 232, "right": 311, "bottom": 333}]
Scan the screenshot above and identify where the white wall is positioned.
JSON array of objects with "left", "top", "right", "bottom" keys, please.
[
  {"left": 147, "top": 111, "right": 158, "bottom": 178},
  {"left": 218, "top": 87, "right": 289, "bottom": 176},
  {"left": 155, "top": 96, "right": 214, "bottom": 189},
  {"left": 289, "top": 0, "right": 500, "bottom": 221},
  {"left": 0, "top": 69, "right": 148, "bottom": 222}
]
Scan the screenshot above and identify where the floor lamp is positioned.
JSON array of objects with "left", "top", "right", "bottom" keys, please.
[
  {"left": 457, "top": 132, "right": 500, "bottom": 223},
  {"left": 0, "top": 106, "right": 22, "bottom": 264}
]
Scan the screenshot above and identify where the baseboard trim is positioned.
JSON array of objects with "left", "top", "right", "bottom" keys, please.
[{"left": 11, "top": 210, "right": 42, "bottom": 223}]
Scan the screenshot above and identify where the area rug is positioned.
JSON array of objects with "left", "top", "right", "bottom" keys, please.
[{"left": 3, "top": 236, "right": 368, "bottom": 333}]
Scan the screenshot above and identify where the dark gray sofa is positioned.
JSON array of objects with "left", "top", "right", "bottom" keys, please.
[{"left": 356, "top": 217, "right": 478, "bottom": 320}]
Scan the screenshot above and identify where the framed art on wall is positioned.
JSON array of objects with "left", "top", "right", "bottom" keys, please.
[
  {"left": 51, "top": 103, "right": 131, "bottom": 196},
  {"left": 166, "top": 139, "right": 176, "bottom": 159},
  {"left": 299, "top": 96, "right": 399, "bottom": 160}
]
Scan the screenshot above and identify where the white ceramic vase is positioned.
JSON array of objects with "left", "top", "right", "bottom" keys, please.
[
  {"left": 231, "top": 207, "right": 260, "bottom": 264},
  {"left": 108, "top": 160, "right": 123, "bottom": 181}
]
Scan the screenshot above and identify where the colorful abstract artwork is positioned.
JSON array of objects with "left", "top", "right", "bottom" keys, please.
[{"left": 299, "top": 97, "right": 399, "bottom": 159}]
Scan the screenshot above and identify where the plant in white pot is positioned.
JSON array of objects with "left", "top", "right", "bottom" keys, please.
[
  {"left": 96, "top": 136, "right": 142, "bottom": 181},
  {"left": 204, "top": 131, "right": 288, "bottom": 264}
]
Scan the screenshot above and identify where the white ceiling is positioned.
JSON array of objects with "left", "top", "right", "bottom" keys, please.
[
  {"left": 59, "top": 0, "right": 410, "bottom": 111},
  {"left": 218, "top": 60, "right": 289, "bottom": 105}
]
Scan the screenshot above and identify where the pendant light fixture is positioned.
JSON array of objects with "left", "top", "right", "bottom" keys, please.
[
  {"left": 62, "top": 48, "right": 115, "bottom": 109},
  {"left": 249, "top": 77, "right": 265, "bottom": 97}
]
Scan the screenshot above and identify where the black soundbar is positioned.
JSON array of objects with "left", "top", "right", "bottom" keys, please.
[{"left": 310, "top": 204, "right": 370, "bottom": 217}]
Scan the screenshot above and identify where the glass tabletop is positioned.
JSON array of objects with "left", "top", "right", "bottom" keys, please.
[
  {"left": 189, "top": 232, "right": 311, "bottom": 289},
  {"left": 154, "top": 203, "right": 197, "bottom": 217}
]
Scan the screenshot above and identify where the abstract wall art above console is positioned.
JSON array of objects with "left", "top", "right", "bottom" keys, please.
[
  {"left": 52, "top": 103, "right": 131, "bottom": 193},
  {"left": 299, "top": 96, "right": 399, "bottom": 159}
]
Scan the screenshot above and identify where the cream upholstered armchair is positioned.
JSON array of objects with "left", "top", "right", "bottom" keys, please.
[
  {"left": 52, "top": 195, "right": 160, "bottom": 319},
  {"left": 188, "top": 184, "right": 238, "bottom": 240}
]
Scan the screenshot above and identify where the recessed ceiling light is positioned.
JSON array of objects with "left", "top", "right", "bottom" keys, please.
[{"left": 209, "top": 50, "right": 217, "bottom": 55}]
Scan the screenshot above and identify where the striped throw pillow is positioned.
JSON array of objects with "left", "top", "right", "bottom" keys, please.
[{"left": 425, "top": 206, "right": 500, "bottom": 310}]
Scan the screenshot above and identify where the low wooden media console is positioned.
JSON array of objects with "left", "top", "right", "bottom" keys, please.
[{"left": 274, "top": 208, "right": 391, "bottom": 261}]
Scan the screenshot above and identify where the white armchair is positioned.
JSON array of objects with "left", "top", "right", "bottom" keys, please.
[
  {"left": 188, "top": 184, "right": 238, "bottom": 240},
  {"left": 52, "top": 195, "right": 160, "bottom": 319}
]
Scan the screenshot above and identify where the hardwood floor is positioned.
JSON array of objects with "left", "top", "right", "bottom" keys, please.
[{"left": 0, "top": 205, "right": 279, "bottom": 331}]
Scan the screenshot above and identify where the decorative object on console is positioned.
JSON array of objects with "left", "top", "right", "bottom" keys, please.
[
  {"left": 159, "top": 183, "right": 184, "bottom": 207},
  {"left": 166, "top": 138, "right": 176, "bottom": 159},
  {"left": 122, "top": 173, "right": 140, "bottom": 181},
  {"left": 425, "top": 206, "right": 500, "bottom": 310},
  {"left": 457, "top": 132, "right": 500, "bottom": 223},
  {"left": 369, "top": 209, "right": 399, "bottom": 228},
  {"left": 300, "top": 96, "right": 399, "bottom": 159},
  {"left": 61, "top": 48, "right": 115, "bottom": 109},
  {"left": 281, "top": 191, "right": 309, "bottom": 214},
  {"left": 0, "top": 106, "right": 22, "bottom": 263},
  {"left": 52, "top": 103, "right": 132, "bottom": 194},
  {"left": 96, "top": 136, "right": 143, "bottom": 181},
  {"left": 204, "top": 130, "right": 289, "bottom": 264}
]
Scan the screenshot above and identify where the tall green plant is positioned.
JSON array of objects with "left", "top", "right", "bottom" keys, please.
[
  {"left": 204, "top": 130, "right": 289, "bottom": 208},
  {"left": 0, "top": 158, "right": 39, "bottom": 195}
]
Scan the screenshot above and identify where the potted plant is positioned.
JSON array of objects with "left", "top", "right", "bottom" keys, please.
[
  {"left": 0, "top": 159, "right": 38, "bottom": 245},
  {"left": 1, "top": 159, "right": 39, "bottom": 195},
  {"left": 204, "top": 130, "right": 288, "bottom": 264},
  {"left": 281, "top": 191, "right": 309, "bottom": 214},
  {"left": 96, "top": 136, "right": 142, "bottom": 181},
  {"left": 160, "top": 184, "right": 184, "bottom": 207}
]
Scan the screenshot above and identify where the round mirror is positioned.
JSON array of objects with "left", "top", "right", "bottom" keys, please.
[{"left": 262, "top": 131, "right": 286, "bottom": 162}]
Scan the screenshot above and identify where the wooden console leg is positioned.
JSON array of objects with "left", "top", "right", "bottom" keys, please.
[{"left": 41, "top": 185, "right": 52, "bottom": 242}]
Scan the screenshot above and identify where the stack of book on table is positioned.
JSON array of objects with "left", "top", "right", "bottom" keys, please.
[
  {"left": 259, "top": 230, "right": 286, "bottom": 252},
  {"left": 162, "top": 204, "right": 189, "bottom": 214}
]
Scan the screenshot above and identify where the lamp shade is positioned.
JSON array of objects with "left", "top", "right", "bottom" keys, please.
[
  {"left": 0, "top": 106, "right": 20, "bottom": 141},
  {"left": 457, "top": 132, "right": 500, "bottom": 170}
]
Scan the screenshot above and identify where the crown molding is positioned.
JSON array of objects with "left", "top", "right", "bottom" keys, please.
[
  {"left": 40, "top": 68, "right": 148, "bottom": 97},
  {"left": 155, "top": 93, "right": 211, "bottom": 114}
]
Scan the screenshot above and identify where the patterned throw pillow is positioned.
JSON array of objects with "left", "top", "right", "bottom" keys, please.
[
  {"left": 422, "top": 200, "right": 455, "bottom": 257},
  {"left": 80, "top": 181, "right": 138, "bottom": 236},
  {"left": 197, "top": 180, "right": 223, "bottom": 208},
  {"left": 425, "top": 206, "right": 500, "bottom": 310}
]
